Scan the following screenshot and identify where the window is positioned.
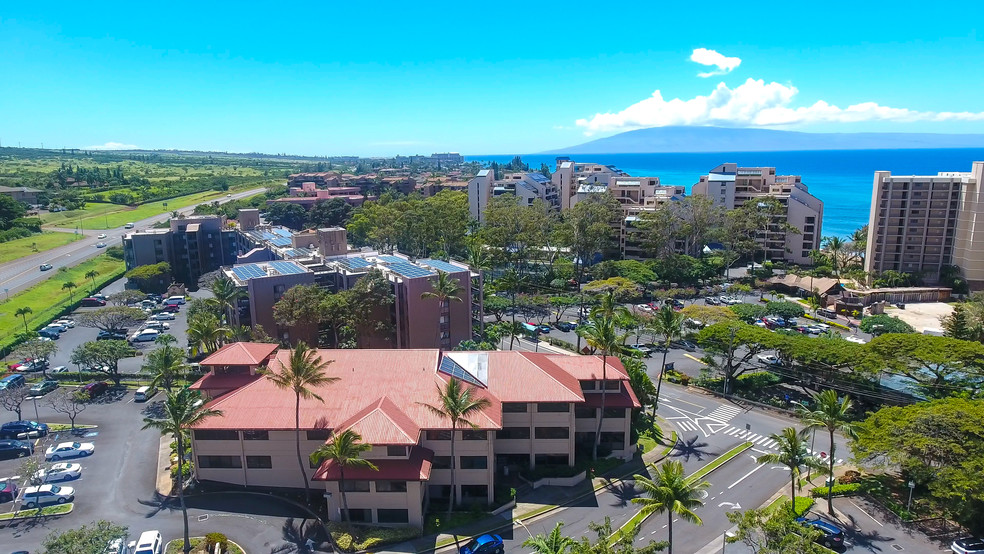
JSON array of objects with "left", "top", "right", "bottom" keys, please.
[
  {"left": 387, "top": 445, "right": 408, "bottom": 457},
  {"left": 243, "top": 430, "right": 269, "bottom": 441},
  {"left": 426, "top": 430, "right": 451, "bottom": 441},
  {"left": 341, "top": 480, "right": 371, "bottom": 492},
  {"left": 495, "top": 427, "right": 531, "bottom": 440},
  {"left": 375, "top": 480, "right": 408, "bottom": 492},
  {"left": 574, "top": 406, "right": 597, "bottom": 419},
  {"left": 462, "top": 430, "right": 487, "bottom": 441},
  {"left": 194, "top": 430, "right": 238, "bottom": 441},
  {"left": 459, "top": 456, "right": 488, "bottom": 470},
  {"left": 603, "top": 408, "right": 626, "bottom": 419},
  {"left": 537, "top": 403, "right": 569, "bottom": 413},
  {"left": 432, "top": 456, "right": 452, "bottom": 470},
  {"left": 428, "top": 484, "right": 451, "bottom": 499},
  {"left": 601, "top": 432, "right": 626, "bottom": 446},
  {"left": 377, "top": 509, "right": 410, "bottom": 524},
  {"left": 460, "top": 485, "right": 488, "bottom": 500},
  {"left": 306, "top": 429, "right": 332, "bottom": 441},
  {"left": 604, "top": 380, "right": 621, "bottom": 390},
  {"left": 246, "top": 455, "right": 272, "bottom": 469},
  {"left": 534, "top": 454, "right": 568, "bottom": 466},
  {"left": 502, "top": 403, "right": 527, "bottom": 413},
  {"left": 345, "top": 509, "right": 372, "bottom": 522},
  {"left": 198, "top": 455, "right": 242, "bottom": 469},
  {"left": 579, "top": 381, "right": 596, "bottom": 391},
  {"left": 535, "top": 427, "right": 570, "bottom": 440}
]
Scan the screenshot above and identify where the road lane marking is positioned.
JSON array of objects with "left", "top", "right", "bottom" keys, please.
[
  {"left": 683, "top": 354, "right": 706, "bottom": 365},
  {"left": 849, "top": 499, "right": 884, "bottom": 526},
  {"left": 728, "top": 463, "right": 766, "bottom": 489}
]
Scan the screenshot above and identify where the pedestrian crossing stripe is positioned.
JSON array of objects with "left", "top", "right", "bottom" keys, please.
[{"left": 706, "top": 405, "right": 743, "bottom": 422}]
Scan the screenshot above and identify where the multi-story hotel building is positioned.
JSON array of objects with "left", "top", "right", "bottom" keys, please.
[
  {"left": 122, "top": 215, "right": 239, "bottom": 290},
  {"left": 865, "top": 161, "right": 984, "bottom": 288},
  {"left": 189, "top": 344, "right": 640, "bottom": 528},
  {"left": 468, "top": 170, "right": 560, "bottom": 222},
  {"left": 692, "top": 164, "right": 824, "bottom": 266}
]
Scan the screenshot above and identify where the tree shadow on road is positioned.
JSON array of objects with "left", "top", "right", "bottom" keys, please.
[
  {"left": 136, "top": 490, "right": 176, "bottom": 518},
  {"left": 602, "top": 479, "right": 641, "bottom": 507},
  {"left": 270, "top": 517, "right": 329, "bottom": 553},
  {"left": 669, "top": 435, "right": 712, "bottom": 462}
]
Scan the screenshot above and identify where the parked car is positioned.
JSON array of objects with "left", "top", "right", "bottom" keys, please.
[
  {"left": 50, "top": 365, "right": 68, "bottom": 373},
  {"left": 40, "top": 263, "right": 53, "bottom": 271},
  {"left": 536, "top": 324, "right": 551, "bottom": 334},
  {"left": 627, "top": 344, "right": 653, "bottom": 357},
  {"left": 635, "top": 303, "right": 653, "bottom": 312},
  {"left": 32, "top": 462, "right": 82, "bottom": 484},
  {"left": 951, "top": 537, "right": 984, "bottom": 554},
  {"left": 97, "top": 330, "right": 128, "bottom": 340},
  {"left": 757, "top": 354, "right": 783, "bottom": 366},
  {"left": 554, "top": 321, "right": 577, "bottom": 332},
  {"left": 845, "top": 336, "right": 867, "bottom": 344},
  {"left": 38, "top": 328, "right": 61, "bottom": 339},
  {"left": 670, "top": 299, "right": 685, "bottom": 310},
  {"left": 142, "top": 321, "right": 170, "bottom": 331},
  {"left": 95, "top": 242, "right": 107, "bottom": 248},
  {"left": 0, "top": 421, "right": 49, "bottom": 439},
  {"left": 22, "top": 484, "right": 75, "bottom": 508},
  {"left": 164, "top": 295, "right": 186, "bottom": 305},
  {"left": 147, "top": 293, "right": 162, "bottom": 303},
  {"left": 0, "top": 439, "right": 33, "bottom": 460},
  {"left": 160, "top": 304, "right": 180, "bottom": 313},
  {"left": 671, "top": 340, "right": 698, "bottom": 352},
  {"left": 44, "top": 323, "right": 68, "bottom": 333},
  {"left": 133, "top": 530, "right": 164, "bottom": 554},
  {"left": 460, "top": 534, "right": 504, "bottom": 554},
  {"left": 80, "top": 297, "right": 107, "bottom": 307},
  {"left": 704, "top": 296, "right": 720, "bottom": 305},
  {"left": 29, "top": 380, "right": 59, "bottom": 396},
  {"left": 795, "top": 518, "right": 844, "bottom": 549},
  {"left": 20, "top": 358, "right": 50, "bottom": 372},
  {"left": 795, "top": 325, "right": 811, "bottom": 334},
  {"left": 0, "top": 478, "right": 17, "bottom": 503},
  {"left": 82, "top": 381, "right": 109, "bottom": 398},
  {"left": 150, "top": 312, "right": 175, "bottom": 321},
  {"left": 130, "top": 329, "right": 161, "bottom": 342},
  {"left": 45, "top": 441, "right": 95, "bottom": 461},
  {"left": 0, "top": 374, "right": 27, "bottom": 390},
  {"left": 54, "top": 318, "right": 75, "bottom": 328}
]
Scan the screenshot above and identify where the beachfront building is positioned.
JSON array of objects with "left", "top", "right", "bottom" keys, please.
[
  {"left": 552, "top": 158, "right": 628, "bottom": 210},
  {"left": 865, "top": 161, "right": 984, "bottom": 288},
  {"left": 189, "top": 345, "right": 640, "bottom": 527},
  {"left": 468, "top": 170, "right": 559, "bottom": 221},
  {"left": 692, "top": 164, "right": 824, "bottom": 266}
]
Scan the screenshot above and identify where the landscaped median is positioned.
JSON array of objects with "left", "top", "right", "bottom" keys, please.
[{"left": 0, "top": 502, "right": 73, "bottom": 521}]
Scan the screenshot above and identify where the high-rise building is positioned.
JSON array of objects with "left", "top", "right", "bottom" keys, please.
[
  {"left": 692, "top": 164, "right": 823, "bottom": 266},
  {"left": 865, "top": 161, "right": 984, "bottom": 288},
  {"left": 468, "top": 170, "right": 559, "bottom": 221},
  {"left": 122, "top": 215, "right": 239, "bottom": 289}
]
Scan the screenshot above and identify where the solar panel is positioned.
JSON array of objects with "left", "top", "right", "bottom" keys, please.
[
  {"left": 376, "top": 255, "right": 406, "bottom": 264},
  {"left": 419, "top": 259, "right": 463, "bottom": 274},
  {"left": 231, "top": 264, "right": 266, "bottom": 280},
  {"left": 439, "top": 357, "right": 484, "bottom": 387},
  {"left": 273, "top": 228, "right": 292, "bottom": 237},
  {"left": 270, "top": 261, "right": 306, "bottom": 275},
  {"left": 345, "top": 257, "right": 372, "bottom": 269},
  {"left": 388, "top": 262, "right": 434, "bottom": 279},
  {"left": 271, "top": 237, "right": 292, "bottom": 247}
]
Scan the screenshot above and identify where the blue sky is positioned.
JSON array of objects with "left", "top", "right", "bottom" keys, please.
[{"left": 2, "top": 1, "right": 983, "bottom": 156}]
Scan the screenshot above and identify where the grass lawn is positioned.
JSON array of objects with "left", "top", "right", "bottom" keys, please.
[
  {"left": 0, "top": 254, "right": 125, "bottom": 353},
  {"left": 42, "top": 189, "right": 238, "bottom": 230},
  {"left": 0, "top": 502, "right": 73, "bottom": 520},
  {"left": 165, "top": 537, "right": 245, "bottom": 554},
  {"left": 424, "top": 511, "right": 492, "bottom": 535},
  {"left": 0, "top": 231, "right": 82, "bottom": 263},
  {"left": 767, "top": 495, "right": 815, "bottom": 517}
]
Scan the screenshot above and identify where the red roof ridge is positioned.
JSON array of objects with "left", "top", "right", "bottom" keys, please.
[
  {"left": 515, "top": 352, "right": 585, "bottom": 399},
  {"left": 336, "top": 396, "right": 420, "bottom": 445},
  {"left": 200, "top": 342, "right": 279, "bottom": 366}
]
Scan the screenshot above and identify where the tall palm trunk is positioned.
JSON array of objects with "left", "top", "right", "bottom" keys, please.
[
  {"left": 790, "top": 472, "right": 797, "bottom": 511},
  {"left": 294, "top": 393, "right": 310, "bottom": 501},
  {"left": 653, "top": 338, "right": 670, "bottom": 411},
  {"left": 667, "top": 512, "right": 674, "bottom": 554},
  {"left": 509, "top": 292, "right": 517, "bottom": 350},
  {"left": 827, "top": 428, "right": 836, "bottom": 514},
  {"left": 177, "top": 432, "right": 191, "bottom": 554},
  {"left": 339, "top": 466, "right": 350, "bottom": 521},
  {"left": 448, "top": 421, "right": 457, "bottom": 514},
  {"left": 593, "top": 354, "right": 607, "bottom": 461}
]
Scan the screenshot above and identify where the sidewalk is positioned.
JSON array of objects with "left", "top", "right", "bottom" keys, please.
[{"left": 155, "top": 435, "right": 173, "bottom": 496}]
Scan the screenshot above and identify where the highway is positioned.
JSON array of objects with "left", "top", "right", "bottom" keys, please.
[{"left": 0, "top": 187, "right": 265, "bottom": 296}]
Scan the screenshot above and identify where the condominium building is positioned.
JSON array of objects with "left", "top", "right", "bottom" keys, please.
[
  {"left": 865, "top": 161, "right": 984, "bottom": 288},
  {"left": 189, "top": 344, "right": 640, "bottom": 528},
  {"left": 552, "top": 159, "right": 627, "bottom": 210},
  {"left": 122, "top": 215, "right": 239, "bottom": 289},
  {"left": 468, "top": 170, "right": 559, "bottom": 221},
  {"left": 608, "top": 177, "right": 686, "bottom": 260},
  {"left": 692, "top": 164, "right": 824, "bottom": 265}
]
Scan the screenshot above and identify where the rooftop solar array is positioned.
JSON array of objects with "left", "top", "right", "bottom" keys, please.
[
  {"left": 284, "top": 248, "right": 313, "bottom": 258},
  {"left": 387, "top": 262, "right": 434, "bottom": 279},
  {"left": 376, "top": 255, "right": 407, "bottom": 264},
  {"left": 272, "top": 228, "right": 292, "bottom": 238},
  {"left": 527, "top": 172, "right": 550, "bottom": 183},
  {"left": 439, "top": 357, "right": 484, "bottom": 387},
  {"left": 419, "top": 259, "right": 464, "bottom": 274},
  {"left": 269, "top": 261, "right": 307, "bottom": 275},
  {"left": 336, "top": 256, "right": 372, "bottom": 271},
  {"left": 270, "top": 237, "right": 292, "bottom": 247},
  {"left": 231, "top": 264, "right": 267, "bottom": 280}
]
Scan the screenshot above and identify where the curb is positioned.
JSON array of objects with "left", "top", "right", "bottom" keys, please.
[
  {"left": 0, "top": 502, "right": 74, "bottom": 522},
  {"left": 164, "top": 536, "right": 249, "bottom": 554}
]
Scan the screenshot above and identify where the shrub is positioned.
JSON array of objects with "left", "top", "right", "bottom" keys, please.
[
  {"left": 205, "top": 532, "right": 229, "bottom": 553},
  {"left": 171, "top": 461, "right": 192, "bottom": 479},
  {"left": 543, "top": 336, "right": 577, "bottom": 352},
  {"left": 838, "top": 470, "right": 862, "bottom": 484},
  {"left": 810, "top": 483, "right": 862, "bottom": 498},
  {"left": 775, "top": 496, "right": 815, "bottom": 516},
  {"left": 327, "top": 523, "right": 420, "bottom": 552},
  {"left": 735, "top": 371, "right": 781, "bottom": 390}
]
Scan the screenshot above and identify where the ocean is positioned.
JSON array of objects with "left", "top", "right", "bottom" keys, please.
[{"left": 466, "top": 149, "right": 984, "bottom": 239}]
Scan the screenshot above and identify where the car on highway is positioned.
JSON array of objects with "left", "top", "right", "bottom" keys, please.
[
  {"left": 795, "top": 517, "right": 844, "bottom": 549},
  {"left": 124, "top": 222, "right": 135, "bottom": 229},
  {"left": 97, "top": 233, "right": 107, "bottom": 239},
  {"left": 45, "top": 441, "right": 95, "bottom": 461},
  {"left": 29, "top": 379, "right": 59, "bottom": 396},
  {"left": 40, "top": 263, "right": 53, "bottom": 271},
  {"left": 80, "top": 297, "right": 107, "bottom": 307},
  {"left": 22, "top": 484, "right": 75, "bottom": 508},
  {"left": 0, "top": 478, "right": 17, "bottom": 503},
  {"left": 32, "top": 462, "right": 82, "bottom": 484},
  {"left": 0, "top": 439, "right": 33, "bottom": 460},
  {"left": 951, "top": 537, "right": 984, "bottom": 554},
  {"left": 82, "top": 381, "right": 109, "bottom": 398},
  {"left": 150, "top": 312, "right": 175, "bottom": 321},
  {"left": 96, "top": 242, "right": 107, "bottom": 248},
  {"left": 0, "top": 420, "right": 49, "bottom": 439},
  {"left": 460, "top": 534, "right": 504, "bottom": 554}
]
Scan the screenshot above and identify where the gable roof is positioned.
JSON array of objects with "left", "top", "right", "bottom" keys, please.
[
  {"left": 335, "top": 396, "right": 420, "bottom": 445},
  {"left": 200, "top": 342, "right": 279, "bottom": 366}
]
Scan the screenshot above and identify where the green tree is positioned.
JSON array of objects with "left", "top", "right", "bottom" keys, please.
[
  {"left": 306, "top": 198, "right": 353, "bottom": 229},
  {"left": 76, "top": 305, "right": 147, "bottom": 333},
  {"left": 729, "top": 303, "right": 768, "bottom": 323},
  {"left": 649, "top": 305, "right": 683, "bottom": 408},
  {"left": 142, "top": 389, "right": 222, "bottom": 554},
  {"left": 868, "top": 333, "right": 984, "bottom": 398},
  {"left": 266, "top": 202, "right": 308, "bottom": 230},
  {"left": 273, "top": 284, "right": 327, "bottom": 345},
  {"left": 186, "top": 312, "right": 229, "bottom": 355},
  {"left": 265, "top": 341, "right": 338, "bottom": 502},
  {"left": 797, "top": 390, "right": 859, "bottom": 515},
  {"left": 697, "top": 322, "right": 778, "bottom": 394},
  {"left": 859, "top": 314, "right": 914, "bottom": 336},
  {"left": 14, "top": 336, "right": 58, "bottom": 377},
  {"left": 756, "top": 427, "right": 825, "bottom": 511},
  {"left": 41, "top": 520, "right": 129, "bottom": 554},
  {"left": 421, "top": 270, "right": 463, "bottom": 349},
  {"left": 125, "top": 261, "right": 172, "bottom": 294},
  {"left": 632, "top": 461, "right": 709, "bottom": 554},
  {"left": 497, "top": 269, "right": 526, "bottom": 350},
  {"left": 142, "top": 342, "right": 186, "bottom": 392},
  {"left": 941, "top": 304, "right": 974, "bottom": 341},
  {"left": 821, "top": 236, "right": 847, "bottom": 280},
  {"left": 418, "top": 378, "right": 491, "bottom": 512},
  {"left": 309, "top": 429, "right": 378, "bottom": 522},
  {"left": 84, "top": 270, "right": 100, "bottom": 293},
  {"left": 577, "top": 314, "right": 627, "bottom": 460},
  {"left": 556, "top": 192, "right": 621, "bottom": 285},
  {"left": 583, "top": 277, "right": 642, "bottom": 303},
  {"left": 207, "top": 276, "right": 246, "bottom": 324},
  {"left": 726, "top": 507, "right": 827, "bottom": 553},
  {"left": 61, "top": 280, "right": 78, "bottom": 304},
  {"left": 571, "top": 516, "right": 667, "bottom": 554},
  {"left": 69, "top": 340, "right": 135, "bottom": 386},
  {"left": 342, "top": 269, "right": 395, "bottom": 347},
  {"left": 15, "top": 306, "right": 32, "bottom": 333},
  {"left": 483, "top": 295, "right": 511, "bottom": 323},
  {"left": 765, "top": 301, "right": 805, "bottom": 320},
  {"left": 320, "top": 292, "right": 352, "bottom": 348},
  {"left": 523, "top": 522, "right": 577, "bottom": 554}
]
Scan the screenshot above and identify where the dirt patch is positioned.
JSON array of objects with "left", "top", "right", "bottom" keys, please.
[{"left": 883, "top": 302, "right": 953, "bottom": 333}]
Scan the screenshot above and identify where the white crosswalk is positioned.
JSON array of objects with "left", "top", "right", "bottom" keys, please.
[
  {"left": 705, "top": 404, "right": 743, "bottom": 422},
  {"left": 675, "top": 420, "right": 699, "bottom": 432}
]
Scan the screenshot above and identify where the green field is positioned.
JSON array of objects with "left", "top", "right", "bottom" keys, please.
[
  {"left": 0, "top": 231, "right": 81, "bottom": 263},
  {"left": 0, "top": 254, "right": 126, "bottom": 353}
]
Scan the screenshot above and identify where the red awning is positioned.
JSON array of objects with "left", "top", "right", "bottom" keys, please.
[{"left": 313, "top": 447, "right": 434, "bottom": 481}]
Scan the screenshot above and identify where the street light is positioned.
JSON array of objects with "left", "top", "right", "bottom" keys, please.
[
  {"left": 907, "top": 480, "right": 916, "bottom": 511},
  {"left": 722, "top": 531, "right": 736, "bottom": 553},
  {"left": 516, "top": 518, "right": 533, "bottom": 539}
]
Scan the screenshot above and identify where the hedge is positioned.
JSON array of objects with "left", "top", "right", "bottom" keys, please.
[
  {"left": 327, "top": 522, "right": 420, "bottom": 552},
  {"left": 810, "top": 483, "right": 863, "bottom": 498}
]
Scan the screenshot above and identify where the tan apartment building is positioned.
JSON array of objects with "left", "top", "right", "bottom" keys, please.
[
  {"left": 692, "top": 164, "right": 823, "bottom": 265},
  {"left": 552, "top": 159, "right": 627, "bottom": 210},
  {"left": 189, "top": 345, "right": 640, "bottom": 528},
  {"left": 468, "top": 170, "right": 559, "bottom": 221},
  {"left": 122, "top": 215, "right": 239, "bottom": 289},
  {"left": 865, "top": 161, "right": 984, "bottom": 288}
]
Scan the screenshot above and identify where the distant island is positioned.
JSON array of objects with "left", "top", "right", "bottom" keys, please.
[{"left": 552, "top": 126, "right": 984, "bottom": 154}]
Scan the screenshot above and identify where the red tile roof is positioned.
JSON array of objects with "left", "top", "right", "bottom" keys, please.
[
  {"left": 582, "top": 388, "right": 641, "bottom": 409},
  {"left": 544, "top": 354, "right": 630, "bottom": 381},
  {"left": 188, "top": 373, "right": 261, "bottom": 392},
  {"left": 200, "top": 342, "right": 278, "bottom": 367},
  {"left": 335, "top": 397, "right": 420, "bottom": 445},
  {"left": 313, "top": 446, "right": 434, "bottom": 481},
  {"left": 484, "top": 352, "right": 583, "bottom": 403}
]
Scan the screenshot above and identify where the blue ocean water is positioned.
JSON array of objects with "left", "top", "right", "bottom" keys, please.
[{"left": 466, "top": 149, "right": 984, "bottom": 238}]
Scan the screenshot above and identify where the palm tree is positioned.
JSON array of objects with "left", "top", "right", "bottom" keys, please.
[
  {"left": 142, "top": 389, "right": 222, "bottom": 554},
  {"left": 265, "top": 341, "right": 338, "bottom": 502},
  {"left": 497, "top": 270, "right": 525, "bottom": 349},
  {"left": 823, "top": 236, "right": 846, "bottom": 281},
  {"left": 576, "top": 314, "right": 626, "bottom": 460},
  {"left": 522, "top": 522, "right": 576, "bottom": 554},
  {"left": 143, "top": 343, "right": 186, "bottom": 392},
  {"left": 186, "top": 313, "right": 229, "bottom": 355},
  {"left": 798, "top": 390, "right": 859, "bottom": 515},
  {"left": 649, "top": 305, "right": 684, "bottom": 410},
  {"left": 61, "top": 281, "right": 78, "bottom": 304},
  {"left": 418, "top": 378, "right": 491, "bottom": 513},
  {"left": 15, "top": 307, "right": 32, "bottom": 333},
  {"left": 632, "top": 460, "right": 709, "bottom": 554},
  {"left": 84, "top": 270, "right": 99, "bottom": 293},
  {"left": 756, "top": 427, "right": 826, "bottom": 512},
  {"left": 208, "top": 276, "right": 246, "bottom": 324},
  {"left": 591, "top": 290, "right": 630, "bottom": 321},
  {"left": 466, "top": 242, "right": 491, "bottom": 282},
  {"left": 309, "top": 429, "right": 378, "bottom": 522},
  {"left": 421, "top": 270, "right": 462, "bottom": 349}
]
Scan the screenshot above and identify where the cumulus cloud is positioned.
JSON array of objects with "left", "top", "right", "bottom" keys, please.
[
  {"left": 85, "top": 142, "right": 139, "bottom": 150},
  {"left": 575, "top": 78, "right": 984, "bottom": 134},
  {"left": 690, "top": 48, "right": 741, "bottom": 77}
]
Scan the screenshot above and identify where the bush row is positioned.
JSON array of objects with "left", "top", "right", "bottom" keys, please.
[
  {"left": 327, "top": 522, "right": 421, "bottom": 552},
  {"left": 810, "top": 483, "right": 863, "bottom": 498}
]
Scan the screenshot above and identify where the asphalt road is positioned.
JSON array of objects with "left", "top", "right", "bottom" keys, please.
[{"left": 0, "top": 187, "right": 265, "bottom": 297}]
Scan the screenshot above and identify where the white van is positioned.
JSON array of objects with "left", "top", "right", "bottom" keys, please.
[
  {"left": 132, "top": 530, "right": 162, "bottom": 554},
  {"left": 130, "top": 329, "right": 160, "bottom": 343},
  {"left": 164, "top": 295, "right": 186, "bottom": 305},
  {"left": 134, "top": 386, "right": 156, "bottom": 402}
]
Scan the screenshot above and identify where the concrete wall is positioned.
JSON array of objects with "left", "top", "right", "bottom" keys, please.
[{"left": 952, "top": 162, "right": 984, "bottom": 289}]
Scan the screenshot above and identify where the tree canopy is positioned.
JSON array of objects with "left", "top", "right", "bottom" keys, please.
[{"left": 859, "top": 314, "right": 914, "bottom": 336}]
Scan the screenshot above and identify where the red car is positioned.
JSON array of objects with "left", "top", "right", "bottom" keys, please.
[
  {"left": 160, "top": 304, "right": 180, "bottom": 313},
  {"left": 80, "top": 297, "right": 106, "bottom": 307},
  {"left": 0, "top": 478, "right": 17, "bottom": 503},
  {"left": 81, "top": 381, "right": 108, "bottom": 398}
]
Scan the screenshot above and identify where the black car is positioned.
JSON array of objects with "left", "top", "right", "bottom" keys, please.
[
  {"left": 97, "top": 330, "right": 128, "bottom": 340},
  {"left": 796, "top": 517, "right": 844, "bottom": 548},
  {"left": 554, "top": 321, "right": 577, "bottom": 332},
  {"left": 38, "top": 328, "right": 60, "bottom": 340},
  {"left": 0, "top": 439, "right": 32, "bottom": 460},
  {"left": 0, "top": 420, "right": 49, "bottom": 439}
]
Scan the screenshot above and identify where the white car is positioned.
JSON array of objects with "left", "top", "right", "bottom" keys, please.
[
  {"left": 635, "top": 304, "right": 653, "bottom": 312},
  {"left": 845, "top": 336, "right": 867, "bottom": 344},
  {"left": 44, "top": 323, "right": 68, "bottom": 333},
  {"left": 97, "top": 233, "right": 107, "bottom": 239},
  {"left": 757, "top": 354, "right": 783, "bottom": 366},
  {"left": 130, "top": 329, "right": 160, "bottom": 343},
  {"left": 55, "top": 319, "right": 75, "bottom": 328},
  {"left": 45, "top": 441, "right": 95, "bottom": 461},
  {"left": 143, "top": 321, "right": 170, "bottom": 331},
  {"left": 33, "top": 462, "right": 82, "bottom": 483},
  {"left": 50, "top": 365, "right": 68, "bottom": 373},
  {"left": 150, "top": 312, "right": 175, "bottom": 321},
  {"left": 21, "top": 484, "right": 75, "bottom": 508}
]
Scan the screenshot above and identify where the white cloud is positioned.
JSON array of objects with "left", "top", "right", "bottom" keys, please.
[
  {"left": 575, "top": 78, "right": 984, "bottom": 134},
  {"left": 85, "top": 141, "right": 139, "bottom": 150},
  {"left": 690, "top": 48, "right": 741, "bottom": 77}
]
